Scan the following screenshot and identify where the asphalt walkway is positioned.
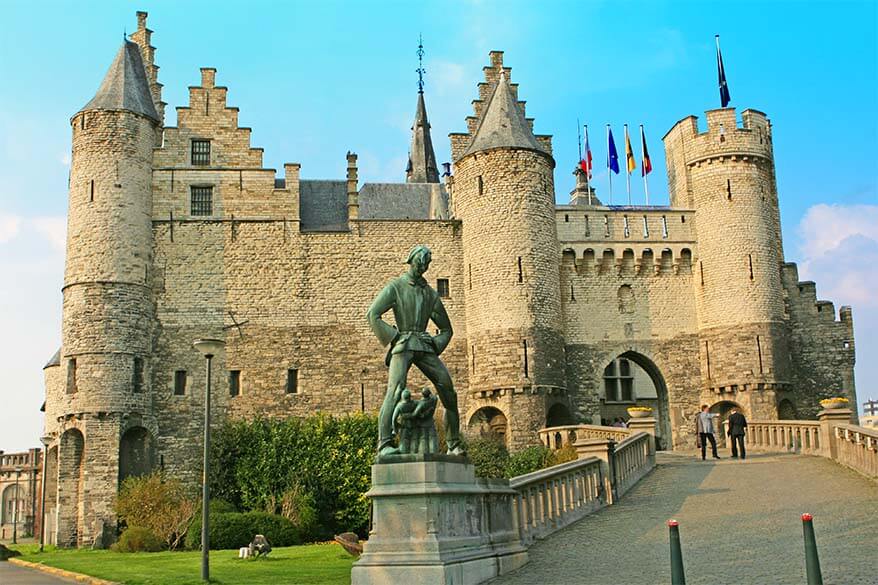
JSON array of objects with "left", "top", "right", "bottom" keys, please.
[
  {"left": 492, "top": 452, "right": 878, "bottom": 585},
  {"left": 0, "top": 561, "right": 79, "bottom": 584}
]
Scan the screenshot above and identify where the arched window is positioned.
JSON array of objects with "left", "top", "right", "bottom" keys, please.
[
  {"left": 468, "top": 407, "right": 508, "bottom": 444},
  {"left": 1, "top": 484, "right": 20, "bottom": 525},
  {"left": 604, "top": 358, "right": 634, "bottom": 402}
]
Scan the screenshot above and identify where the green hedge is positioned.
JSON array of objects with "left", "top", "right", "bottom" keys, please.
[
  {"left": 187, "top": 511, "right": 300, "bottom": 550},
  {"left": 210, "top": 413, "right": 377, "bottom": 538}
]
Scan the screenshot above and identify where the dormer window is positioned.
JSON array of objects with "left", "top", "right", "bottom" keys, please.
[{"left": 191, "top": 139, "right": 211, "bottom": 166}]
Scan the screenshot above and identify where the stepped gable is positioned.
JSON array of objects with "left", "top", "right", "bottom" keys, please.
[
  {"left": 79, "top": 40, "right": 160, "bottom": 122},
  {"left": 461, "top": 70, "right": 542, "bottom": 158}
]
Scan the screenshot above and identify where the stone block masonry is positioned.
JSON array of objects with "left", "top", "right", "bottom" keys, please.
[{"left": 41, "top": 11, "right": 857, "bottom": 547}]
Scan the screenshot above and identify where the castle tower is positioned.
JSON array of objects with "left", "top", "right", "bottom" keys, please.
[
  {"left": 55, "top": 21, "right": 162, "bottom": 546},
  {"left": 664, "top": 108, "right": 789, "bottom": 416},
  {"left": 406, "top": 38, "right": 439, "bottom": 184},
  {"left": 451, "top": 53, "right": 566, "bottom": 448}
]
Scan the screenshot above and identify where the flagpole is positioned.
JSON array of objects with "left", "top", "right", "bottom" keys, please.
[
  {"left": 584, "top": 124, "right": 592, "bottom": 206},
  {"left": 640, "top": 124, "right": 649, "bottom": 205},
  {"left": 606, "top": 124, "right": 612, "bottom": 204},
  {"left": 625, "top": 124, "right": 633, "bottom": 205}
]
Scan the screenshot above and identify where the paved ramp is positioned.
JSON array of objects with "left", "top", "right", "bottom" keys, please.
[{"left": 493, "top": 452, "right": 877, "bottom": 585}]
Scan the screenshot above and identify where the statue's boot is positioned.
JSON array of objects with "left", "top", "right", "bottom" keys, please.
[
  {"left": 446, "top": 445, "right": 466, "bottom": 457},
  {"left": 379, "top": 444, "right": 401, "bottom": 457}
]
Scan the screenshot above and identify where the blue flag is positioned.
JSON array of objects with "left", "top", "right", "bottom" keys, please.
[
  {"left": 607, "top": 127, "right": 620, "bottom": 174},
  {"left": 717, "top": 36, "right": 731, "bottom": 107}
]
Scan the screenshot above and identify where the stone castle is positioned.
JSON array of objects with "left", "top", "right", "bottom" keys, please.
[{"left": 41, "top": 12, "right": 857, "bottom": 546}]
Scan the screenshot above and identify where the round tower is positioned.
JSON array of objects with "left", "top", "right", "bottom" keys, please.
[
  {"left": 55, "top": 38, "right": 161, "bottom": 547},
  {"left": 452, "top": 61, "right": 566, "bottom": 449},
  {"left": 663, "top": 108, "right": 788, "bottom": 417}
]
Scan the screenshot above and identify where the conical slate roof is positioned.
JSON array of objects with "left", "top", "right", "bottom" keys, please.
[
  {"left": 406, "top": 92, "right": 440, "bottom": 183},
  {"left": 462, "top": 71, "right": 541, "bottom": 158},
  {"left": 79, "top": 40, "right": 159, "bottom": 122}
]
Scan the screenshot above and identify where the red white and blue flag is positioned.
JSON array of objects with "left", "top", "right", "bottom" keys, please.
[{"left": 580, "top": 125, "right": 593, "bottom": 179}]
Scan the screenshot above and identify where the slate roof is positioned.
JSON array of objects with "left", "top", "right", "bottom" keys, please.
[
  {"left": 406, "top": 93, "right": 440, "bottom": 184},
  {"left": 462, "top": 71, "right": 542, "bottom": 158},
  {"left": 358, "top": 183, "right": 448, "bottom": 220},
  {"left": 44, "top": 348, "right": 61, "bottom": 369},
  {"left": 298, "top": 180, "right": 349, "bottom": 231},
  {"left": 79, "top": 41, "right": 159, "bottom": 122}
]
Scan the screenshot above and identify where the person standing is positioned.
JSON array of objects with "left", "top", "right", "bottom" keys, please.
[
  {"left": 727, "top": 408, "right": 748, "bottom": 459},
  {"left": 695, "top": 405, "right": 720, "bottom": 460}
]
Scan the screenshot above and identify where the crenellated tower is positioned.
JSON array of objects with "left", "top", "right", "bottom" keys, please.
[
  {"left": 451, "top": 52, "right": 567, "bottom": 449},
  {"left": 55, "top": 16, "right": 162, "bottom": 546},
  {"left": 664, "top": 108, "right": 789, "bottom": 416}
]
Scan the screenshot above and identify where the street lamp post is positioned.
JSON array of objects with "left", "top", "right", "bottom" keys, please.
[
  {"left": 12, "top": 466, "right": 22, "bottom": 544},
  {"left": 193, "top": 338, "right": 225, "bottom": 583},
  {"left": 39, "top": 435, "right": 52, "bottom": 552}
]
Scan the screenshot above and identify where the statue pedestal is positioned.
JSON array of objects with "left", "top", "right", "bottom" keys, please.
[{"left": 351, "top": 455, "right": 528, "bottom": 585}]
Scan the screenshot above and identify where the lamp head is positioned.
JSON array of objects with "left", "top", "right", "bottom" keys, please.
[
  {"left": 39, "top": 435, "right": 52, "bottom": 447},
  {"left": 193, "top": 338, "right": 225, "bottom": 358}
]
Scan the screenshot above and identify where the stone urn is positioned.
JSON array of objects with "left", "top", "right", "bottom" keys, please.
[{"left": 627, "top": 408, "right": 653, "bottom": 419}]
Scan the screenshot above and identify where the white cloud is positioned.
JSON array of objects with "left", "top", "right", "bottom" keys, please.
[
  {"left": 60, "top": 152, "right": 71, "bottom": 166},
  {"left": 0, "top": 213, "right": 22, "bottom": 243},
  {"left": 797, "top": 203, "right": 878, "bottom": 260},
  {"left": 32, "top": 216, "right": 67, "bottom": 253}
]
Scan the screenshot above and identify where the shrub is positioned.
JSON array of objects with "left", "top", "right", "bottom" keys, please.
[
  {"left": 115, "top": 472, "right": 196, "bottom": 550},
  {"left": 113, "top": 526, "right": 163, "bottom": 553},
  {"left": 266, "top": 483, "right": 318, "bottom": 539},
  {"left": 210, "top": 413, "right": 377, "bottom": 538},
  {"left": 549, "top": 444, "right": 578, "bottom": 467},
  {"left": 505, "top": 445, "right": 553, "bottom": 477},
  {"left": 187, "top": 511, "right": 300, "bottom": 550},
  {"left": 466, "top": 438, "right": 509, "bottom": 478}
]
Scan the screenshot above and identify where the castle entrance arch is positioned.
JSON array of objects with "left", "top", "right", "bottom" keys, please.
[
  {"left": 600, "top": 351, "right": 672, "bottom": 450},
  {"left": 709, "top": 400, "right": 743, "bottom": 449},
  {"left": 546, "top": 403, "right": 574, "bottom": 427},
  {"left": 56, "top": 428, "right": 84, "bottom": 547},
  {"left": 468, "top": 407, "right": 508, "bottom": 445},
  {"left": 119, "top": 426, "right": 155, "bottom": 484}
]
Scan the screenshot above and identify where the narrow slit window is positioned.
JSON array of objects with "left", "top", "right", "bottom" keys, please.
[
  {"left": 471, "top": 345, "right": 476, "bottom": 373},
  {"left": 748, "top": 254, "right": 754, "bottom": 280},
  {"left": 360, "top": 383, "right": 365, "bottom": 412},
  {"left": 523, "top": 340, "right": 529, "bottom": 378},
  {"left": 477, "top": 175, "right": 483, "bottom": 196},
  {"left": 229, "top": 370, "right": 241, "bottom": 397},
  {"left": 174, "top": 370, "right": 187, "bottom": 395},
  {"left": 564, "top": 214, "right": 569, "bottom": 223},
  {"left": 623, "top": 215, "right": 630, "bottom": 238},
  {"left": 89, "top": 180, "right": 95, "bottom": 202},
  {"left": 66, "top": 358, "right": 77, "bottom": 394},
  {"left": 517, "top": 256, "right": 523, "bottom": 283},
  {"left": 705, "top": 342, "right": 712, "bottom": 380},
  {"left": 468, "top": 264, "right": 472, "bottom": 290},
  {"left": 437, "top": 278, "right": 450, "bottom": 298},
  {"left": 661, "top": 215, "right": 669, "bottom": 238},
  {"left": 570, "top": 284, "right": 575, "bottom": 302},
  {"left": 604, "top": 216, "right": 610, "bottom": 237},
  {"left": 191, "top": 139, "right": 211, "bottom": 166},
  {"left": 584, "top": 215, "right": 590, "bottom": 237},
  {"left": 756, "top": 336, "right": 764, "bottom": 374},
  {"left": 132, "top": 357, "right": 144, "bottom": 393},
  {"left": 699, "top": 261, "right": 704, "bottom": 286},
  {"left": 286, "top": 368, "right": 299, "bottom": 394},
  {"left": 642, "top": 216, "right": 649, "bottom": 238},
  {"left": 727, "top": 179, "right": 732, "bottom": 200},
  {"left": 190, "top": 186, "right": 213, "bottom": 216}
]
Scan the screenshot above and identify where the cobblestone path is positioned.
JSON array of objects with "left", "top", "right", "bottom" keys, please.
[{"left": 493, "top": 452, "right": 877, "bottom": 585}]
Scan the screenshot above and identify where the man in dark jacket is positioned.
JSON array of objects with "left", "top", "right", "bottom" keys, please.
[{"left": 727, "top": 408, "right": 748, "bottom": 459}]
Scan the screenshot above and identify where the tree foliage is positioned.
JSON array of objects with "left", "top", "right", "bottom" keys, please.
[
  {"left": 210, "top": 413, "right": 377, "bottom": 538},
  {"left": 115, "top": 472, "right": 196, "bottom": 550}
]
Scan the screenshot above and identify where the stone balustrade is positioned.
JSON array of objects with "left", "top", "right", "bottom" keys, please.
[
  {"left": 509, "top": 456, "right": 605, "bottom": 545},
  {"left": 511, "top": 421, "right": 657, "bottom": 544},
  {"left": 833, "top": 423, "right": 878, "bottom": 478},
  {"left": 722, "top": 408, "right": 877, "bottom": 479}
]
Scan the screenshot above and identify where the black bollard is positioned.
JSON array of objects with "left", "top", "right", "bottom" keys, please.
[
  {"left": 668, "top": 519, "right": 686, "bottom": 585},
  {"left": 802, "top": 513, "right": 823, "bottom": 585}
]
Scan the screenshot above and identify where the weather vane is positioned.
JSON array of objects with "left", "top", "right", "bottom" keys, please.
[{"left": 416, "top": 34, "right": 425, "bottom": 94}]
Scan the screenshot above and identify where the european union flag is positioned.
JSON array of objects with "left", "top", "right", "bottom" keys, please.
[{"left": 607, "top": 127, "right": 620, "bottom": 174}]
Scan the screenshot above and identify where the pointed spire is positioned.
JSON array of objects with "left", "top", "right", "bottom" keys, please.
[
  {"left": 462, "top": 71, "right": 541, "bottom": 158},
  {"left": 79, "top": 40, "right": 159, "bottom": 122},
  {"left": 406, "top": 38, "right": 439, "bottom": 183}
]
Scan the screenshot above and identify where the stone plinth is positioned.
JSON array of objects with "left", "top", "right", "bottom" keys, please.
[
  {"left": 351, "top": 456, "right": 528, "bottom": 585},
  {"left": 627, "top": 418, "right": 657, "bottom": 455}
]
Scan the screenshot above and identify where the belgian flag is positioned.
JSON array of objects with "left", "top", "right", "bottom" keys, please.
[{"left": 640, "top": 126, "right": 652, "bottom": 177}]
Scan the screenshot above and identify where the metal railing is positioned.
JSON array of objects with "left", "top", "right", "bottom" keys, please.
[{"left": 510, "top": 456, "right": 605, "bottom": 545}]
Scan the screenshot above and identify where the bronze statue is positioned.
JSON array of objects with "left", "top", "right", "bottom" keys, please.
[{"left": 367, "top": 245, "right": 464, "bottom": 457}]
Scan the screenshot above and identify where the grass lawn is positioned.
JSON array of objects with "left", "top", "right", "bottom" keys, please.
[{"left": 10, "top": 542, "right": 355, "bottom": 585}]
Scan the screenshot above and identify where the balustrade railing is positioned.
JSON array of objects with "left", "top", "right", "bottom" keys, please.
[
  {"left": 721, "top": 409, "right": 877, "bottom": 479},
  {"left": 538, "top": 424, "right": 631, "bottom": 450},
  {"left": 834, "top": 424, "right": 878, "bottom": 478},
  {"left": 613, "top": 431, "right": 655, "bottom": 497},
  {"left": 510, "top": 456, "right": 604, "bottom": 545}
]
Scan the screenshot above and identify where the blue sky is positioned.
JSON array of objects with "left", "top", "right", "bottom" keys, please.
[{"left": 0, "top": 0, "right": 875, "bottom": 449}]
